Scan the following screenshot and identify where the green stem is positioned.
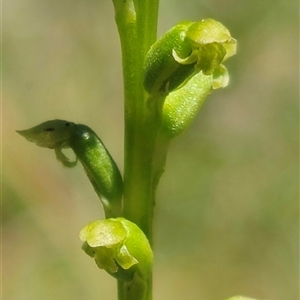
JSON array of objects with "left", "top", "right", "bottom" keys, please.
[
  {"left": 117, "top": 280, "right": 125, "bottom": 299},
  {"left": 112, "top": 0, "right": 159, "bottom": 243},
  {"left": 112, "top": 0, "right": 160, "bottom": 299}
]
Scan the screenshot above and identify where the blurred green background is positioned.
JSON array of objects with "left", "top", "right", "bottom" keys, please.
[{"left": 3, "top": 0, "right": 298, "bottom": 299}]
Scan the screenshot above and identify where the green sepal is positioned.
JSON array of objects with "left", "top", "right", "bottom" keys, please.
[
  {"left": 143, "top": 21, "right": 194, "bottom": 95},
  {"left": 16, "top": 120, "right": 76, "bottom": 149},
  {"left": 17, "top": 120, "right": 78, "bottom": 167}
]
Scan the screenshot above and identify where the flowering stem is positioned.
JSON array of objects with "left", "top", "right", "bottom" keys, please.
[
  {"left": 112, "top": 0, "right": 160, "bottom": 242},
  {"left": 112, "top": 0, "right": 160, "bottom": 299}
]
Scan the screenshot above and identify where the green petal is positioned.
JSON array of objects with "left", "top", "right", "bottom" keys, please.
[
  {"left": 115, "top": 244, "right": 139, "bottom": 269},
  {"left": 212, "top": 64, "right": 230, "bottom": 89}
]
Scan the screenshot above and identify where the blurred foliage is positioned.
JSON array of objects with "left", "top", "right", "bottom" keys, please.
[{"left": 3, "top": 0, "right": 298, "bottom": 299}]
